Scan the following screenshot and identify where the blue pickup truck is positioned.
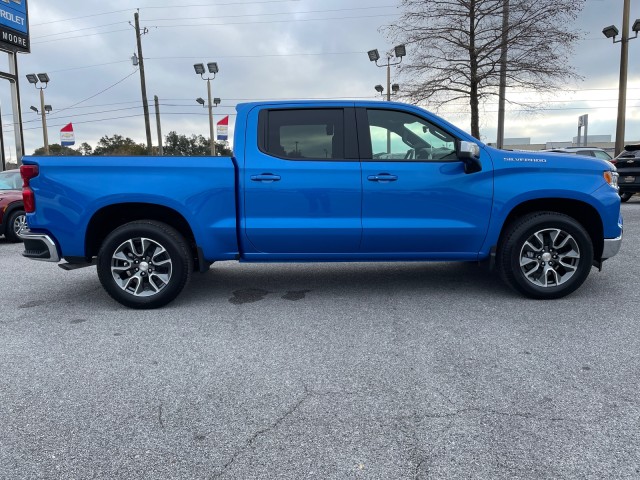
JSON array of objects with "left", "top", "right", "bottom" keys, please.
[{"left": 20, "top": 101, "right": 622, "bottom": 308}]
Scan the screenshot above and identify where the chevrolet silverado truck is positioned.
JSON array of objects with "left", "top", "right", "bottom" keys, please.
[{"left": 19, "top": 101, "right": 623, "bottom": 308}]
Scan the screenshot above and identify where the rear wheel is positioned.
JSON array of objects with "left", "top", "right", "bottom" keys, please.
[
  {"left": 498, "top": 212, "right": 593, "bottom": 299},
  {"left": 5, "top": 209, "right": 26, "bottom": 243},
  {"left": 97, "top": 221, "right": 192, "bottom": 309},
  {"left": 620, "top": 192, "right": 633, "bottom": 202}
]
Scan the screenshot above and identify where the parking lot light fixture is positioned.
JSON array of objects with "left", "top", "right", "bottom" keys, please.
[
  {"left": 196, "top": 97, "right": 205, "bottom": 106},
  {"left": 367, "top": 49, "right": 380, "bottom": 62},
  {"left": 213, "top": 97, "right": 221, "bottom": 106},
  {"left": 26, "top": 72, "right": 51, "bottom": 155},
  {"left": 633, "top": 18, "right": 640, "bottom": 33},
  {"left": 194, "top": 61, "right": 220, "bottom": 155},
  {"left": 30, "top": 106, "right": 38, "bottom": 113},
  {"left": 602, "top": 25, "right": 619, "bottom": 39},
  {"left": 392, "top": 83, "right": 400, "bottom": 93},
  {"left": 367, "top": 45, "right": 407, "bottom": 101},
  {"left": 374, "top": 84, "right": 384, "bottom": 94},
  {"left": 44, "top": 105, "right": 52, "bottom": 113}
]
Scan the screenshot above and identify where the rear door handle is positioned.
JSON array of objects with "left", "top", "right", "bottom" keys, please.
[
  {"left": 251, "top": 173, "right": 281, "bottom": 183},
  {"left": 367, "top": 174, "right": 398, "bottom": 183}
]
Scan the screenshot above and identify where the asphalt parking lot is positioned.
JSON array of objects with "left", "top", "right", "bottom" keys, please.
[{"left": 1, "top": 199, "right": 639, "bottom": 480}]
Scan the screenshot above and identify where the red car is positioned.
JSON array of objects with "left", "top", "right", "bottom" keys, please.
[{"left": 0, "top": 170, "right": 26, "bottom": 243}]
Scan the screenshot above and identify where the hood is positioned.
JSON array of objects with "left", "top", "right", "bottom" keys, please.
[{"left": 484, "top": 146, "right": 614, "bottom": 172}]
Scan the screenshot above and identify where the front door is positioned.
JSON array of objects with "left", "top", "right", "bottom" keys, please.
[{"left": 357, "top": 108, "right": 493, "bottom": 257}]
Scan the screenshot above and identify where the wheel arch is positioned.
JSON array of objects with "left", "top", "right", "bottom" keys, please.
[
  {"left": 85, "top": 203, "right": 197, "bottom": 261},
  {"left": 498, "top": 198, "right": 604, "bottom": 259},
  {"left": 2, "top": 201, "right": 24, "bottom": 235}
]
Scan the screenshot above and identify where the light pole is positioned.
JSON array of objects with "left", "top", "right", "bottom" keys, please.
[
  {"left": 194, "top": 62, "right": 219, "bottom": 156},
  {"left": 26, "top": 73, "right": 51, "bottom": 155},
  {"left": 367, "top": 45, "right": 406, "bottom": 101},
  {"left": 602, "top": 1, "right": 640, "bottom": 156}
]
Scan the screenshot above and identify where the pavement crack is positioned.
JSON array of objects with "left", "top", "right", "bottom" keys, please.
[
  {"left": 157, "top": 404, "right": 165, "bottom": 430},
  {"left": 213, "top": 385, "right": 310, "bottom": 478}
]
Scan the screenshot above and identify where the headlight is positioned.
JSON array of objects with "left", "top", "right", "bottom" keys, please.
[{"left": 604, "top": 170, "right": 619, "bottom": 189}]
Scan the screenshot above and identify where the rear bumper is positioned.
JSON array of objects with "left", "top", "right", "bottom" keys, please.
[
  {"left": 21, "top": 231, "right": 60, "bottom": 262},
  {"left": 602, "top": 235, "right": 622, "bottom": 260}
]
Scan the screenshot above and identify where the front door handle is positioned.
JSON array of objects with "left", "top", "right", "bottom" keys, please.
[
  {"left": 251, "top": 173, "right": 281, "bottom": 183},
  {"left": 367, "top": 174, "right": 398, "bottom": 183}
]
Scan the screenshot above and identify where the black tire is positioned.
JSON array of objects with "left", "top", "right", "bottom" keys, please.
[
  {"left": 497, "top": 212, "right": 593, "bottom": 299},
  {"left": 97, "top": 221, "right": 192, "bottom": 309},
  {"left": 620, "top": 192, "right": 633, "bottom": 203},
  {"left": 4, "top": 209, "right": 26, "bottom": 243}
]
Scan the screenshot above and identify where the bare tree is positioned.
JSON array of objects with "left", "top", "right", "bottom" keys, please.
[{"left": 385, "top": 0, "right": 585, "bottom": 139}]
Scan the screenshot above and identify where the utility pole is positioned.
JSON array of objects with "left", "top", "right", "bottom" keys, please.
[
  {"left": 134, "top": 12, "right": 153, "bottom": 155},
  {"left": 496, "top": 0, "right": 509, "bottom": 149},
  {"left": 154, "top": 95, "right": 163, "bottom": 156}
]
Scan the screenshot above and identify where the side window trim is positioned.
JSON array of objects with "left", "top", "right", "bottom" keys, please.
[{"left": 256, "top": 107, "right": 358, "bottom": 162}]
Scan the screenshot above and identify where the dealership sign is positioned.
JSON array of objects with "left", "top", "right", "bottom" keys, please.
[{"left": 0, "top": 0, "right": 29, "bottom": 53}]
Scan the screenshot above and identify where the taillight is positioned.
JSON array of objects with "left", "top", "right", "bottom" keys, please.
[{"left": 20, "top": 164, "right": 39, "bottom": 213}]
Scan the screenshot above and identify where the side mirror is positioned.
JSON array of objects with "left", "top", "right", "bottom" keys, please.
[{"left": 457, "top": 141, "right": 482, "bottom": 174}]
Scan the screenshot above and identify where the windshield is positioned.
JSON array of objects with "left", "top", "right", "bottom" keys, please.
[{"left": 0, "top": 171, "right": 21, "bottom": 190}]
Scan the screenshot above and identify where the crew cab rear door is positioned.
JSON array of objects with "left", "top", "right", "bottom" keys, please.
[
  {"left": 243, "top": 106, "right": 362, "bottom": 254},
  {"left": 356, "top": 107, "right": 493, "bottom": 257}
]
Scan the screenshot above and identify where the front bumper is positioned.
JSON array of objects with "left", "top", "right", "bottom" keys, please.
[
  {"left": 602, "top": 235, "right": 622, "bottom": 260},
  {"left": 21, "top": 231, "right": 60, "bottom": 262}
]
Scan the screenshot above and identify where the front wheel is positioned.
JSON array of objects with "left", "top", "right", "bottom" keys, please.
[
  {"left": 620, "top": 192, "right": 633, "bottom": 202},
  {"left": 97, "top": 221, "right": 192, "bottom": 309},
  {"left": 497, "top": 212, "right": 593, "bottom": 299}
]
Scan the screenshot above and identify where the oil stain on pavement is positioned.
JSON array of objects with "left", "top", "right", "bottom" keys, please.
[
  {"left": 229, "top": 288, "right": 271, "bottom": 305},
  {"left": 281, "top": 290, "right": 311, "bottom": 301}
]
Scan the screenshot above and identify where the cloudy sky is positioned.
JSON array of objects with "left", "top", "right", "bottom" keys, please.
[{"left": 0, "top": 0, "right": 639, "bottom": 158}]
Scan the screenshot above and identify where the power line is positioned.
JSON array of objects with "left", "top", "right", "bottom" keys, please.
[
  {"left": 48, "top": 70, "right": 141, "bottom": 119},
  {"left": 148, "top": 13, "right": 398, "bottom": 29},
  {"left": 31, "top": 0, "right": 303, "bottom": 26},
  {"left": 144, "top": 5, "right": 397, "bottom": 22},
  {"left": 48, "top": 61, "right": 132, "bottom": 74},
  {"left": 32, "top": 13, "right": 399, "bottom": 44},
  {"left": 32, "top": 5, "right": 396, "bottom": 40}
]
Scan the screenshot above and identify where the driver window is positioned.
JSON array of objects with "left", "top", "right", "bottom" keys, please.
[{"left": 366, "top": 109, "right": 457, "bottom": 161}]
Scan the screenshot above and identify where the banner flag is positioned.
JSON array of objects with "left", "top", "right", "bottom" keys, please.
[
  {"left": 60, "top": 123, "right": 75, "bottom": 146},
  {"left": 217, "top": 116, "right": 229, "bottom": 141}
]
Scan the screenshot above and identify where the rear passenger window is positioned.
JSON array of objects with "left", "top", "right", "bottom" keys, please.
[{"left": 265, "top": 109, "right": 344, "bottom": 160}]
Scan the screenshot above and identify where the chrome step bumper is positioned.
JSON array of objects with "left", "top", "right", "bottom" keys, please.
[
  {"left": 602, "top": 235, "right": 622, "bottom": 260},
  {"left": 21, "top": 231, "right": 60, "bottom": 262}
]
